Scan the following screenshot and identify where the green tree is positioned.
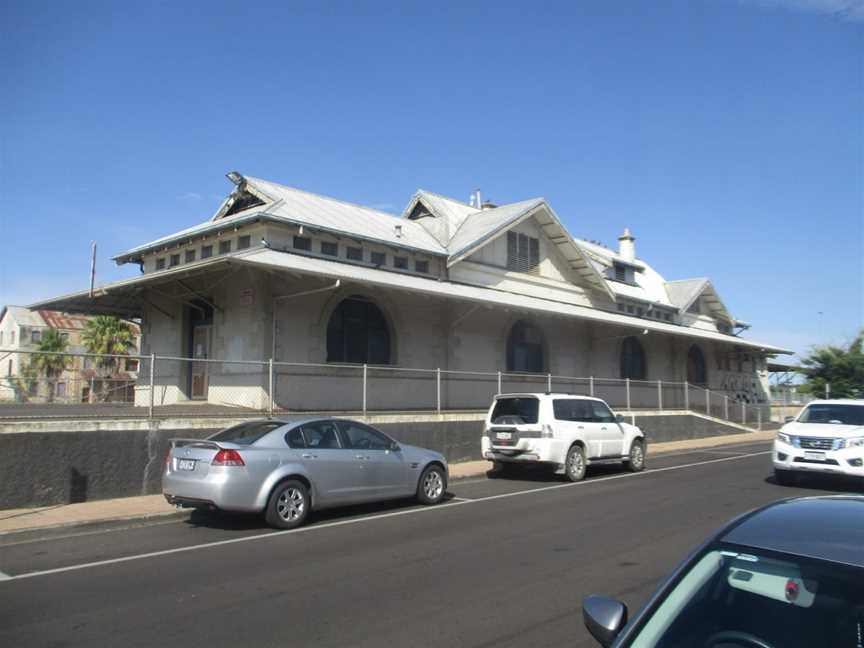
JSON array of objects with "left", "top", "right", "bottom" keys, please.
[
  {"left": 80, "top": 316, "right": 136, "bottom": 400},
  {"left": 801, "top": 330, "right": 864, "bottom": 399},
  {"left": 31, "top": 329, "right": 70, "bottom": 402}
]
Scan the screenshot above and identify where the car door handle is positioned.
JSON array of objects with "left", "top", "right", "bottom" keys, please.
[
  {"left": 600, "top": 427, "right": 608, "bottom": 431},
  {"left": 577, "top": 426, "right": 585, "bottom": 430},
  {"left": 355, "top": 454, "right": 369, "bottom": 460},
  {"left": 302, "top": 453, "right": 317, "bottom": 459}
]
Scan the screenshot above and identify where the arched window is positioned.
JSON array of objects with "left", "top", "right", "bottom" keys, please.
[
  {"left": 687, "top": 345, "right": 707, "bottom": 386},
  {"left": 506, "top": 320, "right": 545, "bottom": 373},
  {"left": 326, "top": 296, "right": 391, "bottom": 364},
  {"left": 620, "top": 336, "right": 647, "bottom": 380}
]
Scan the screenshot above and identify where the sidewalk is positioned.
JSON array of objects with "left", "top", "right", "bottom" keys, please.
[{"left": 0, "top": 430, "right": 775, "bottom": 537}]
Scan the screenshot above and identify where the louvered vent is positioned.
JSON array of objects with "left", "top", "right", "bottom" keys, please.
[{"left": 506, "top": 231, "right": 540, "bottom": 273}]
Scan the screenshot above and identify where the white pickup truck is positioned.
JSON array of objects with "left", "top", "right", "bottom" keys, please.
[{"left": 481, "top": 392, "right": 646, "bottom": 481}]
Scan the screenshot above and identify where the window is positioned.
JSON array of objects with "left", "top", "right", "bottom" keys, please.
[
  {"left": 618, "top": 304, "right": 626, "bottom": 312},
  {"left": 687, "top": 345, "right": 707, "bottom": 385},
  {"left": 185, "top": 249, "right": 196, "bottom": 263},
  {"left": 31, "top": 329, "right": 41, "bottom": 343},
  {"left": 83, "top": 357, "right": 93, "bottom": 370},
  {"left": 620, "top": 336, "right": 647, "bottom": 380},
  {"left": 285, "top": 427, "right": 306, "bottom": 448},
  {"left": 321, "top": 241, "right": 338, "bottom": 256},
  {"left": 210, "top": 420, "right": 284, "bottom": 446},
  {"left": 337, "top": 421, "right": 393, "bottom": 450},
  {"left": 687, "top": 298, "right": 701, "bottom": 315},
  {"left": 125, "top": 358, "right": 139, "bottom": 372},
  {"left": 56, "top": 382, "right": 67, "bottom": 398},
  {"left": 415, "top": 260, "right": 429, "bottom": 273},
  {"left": 155, "top": 258, "right": 166, "bottom": 270},
  {"left": 664, "top": 313, "right": 672, "bottom": 321},
  {"left": 615, "top": 264, "right": 626, "bottom": 282},
  {"left": 299, "top": 421, "right": 342, "bottom": 449},
  {"left": 506, "top": 231, "right": 540, "bottom": 272},
  {"left": 59, "top": 332, "right": 69, "bottom": 343},
  {"left": 506, "top": 320, "right": 545, "bottom": 373},
  {"left": 170, "top": 254, "right": 180, "bottom": 267},
  {"left": 218, "top": 240, "right": 231, "bottom": 255},
  {"left": 490, "top": 397, "right": 539, "bottom": 424},
  {"left": 28, "top": 381, "right": 37, "bottom": 397},
  {"left": 347, "top": 246, "right": 363, "bottom": 261},
  {"left": 371, "top": 251, "right": 386, "bottom": 266},
  {"left": 627, "top": 305, "right": 635, "bottom": 314},
  {"left": 201, "top": 245, "right": 213, "bottom": 259},
  {"left": 553, "top": 399, "right": 593, "bottom": 422},
  {"left": 237, "top": 235, "right": 251, "bottom": 250},
  {"left": 394, "top": 256, "right": 408, "bottom": 269},
  {"left": 6, "top": 360, "right": 10, "bottom": 377},
  {"left": 10, "top": 331, "right": 14, "bottom": 345},
  {"left": 293, "top": 236, "right": 311, "bottom": 251},
  {"left": 326, "top": 297, "right": 392, "bottom": 364},
  {"left": 590, "top": 401, "right": 616, "bottom": 423}
]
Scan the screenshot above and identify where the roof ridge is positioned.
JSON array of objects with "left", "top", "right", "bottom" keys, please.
[
  {"left": 245, "top": 176, "right": 403, "bottom": 220},
  {"left": 447, "top": 197, "right": 546, "bottom": 253},
  {"left": 665, "top": 277, "right": 709, "bottom": 285},
  {"left": 416, "top": 189, "right": 478, "bottom": 209}
]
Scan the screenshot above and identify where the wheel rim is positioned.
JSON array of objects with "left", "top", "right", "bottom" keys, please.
[
  {"left": 568, "top": 449, "right": 584, "bottom": 478},
  {"left": 631, "top": 442, "right": 644, "bottom": 468},
  {"left": 424, "top": 470, "right": 444, "bottom": 500},
  {"left": 276, "top": 487, "right": 306, "bottom": 521}
]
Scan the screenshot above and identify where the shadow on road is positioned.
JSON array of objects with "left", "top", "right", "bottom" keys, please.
[{"left": 764, "top": 473, "right": 863, "bottom": 494}]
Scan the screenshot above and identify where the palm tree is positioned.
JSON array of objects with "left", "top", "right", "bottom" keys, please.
[
  {"left": 80, "top": 316, "right": 136, "bottom": 400},
  {"left": 31, "top": 329, "right": 70, "bottom": 402}
]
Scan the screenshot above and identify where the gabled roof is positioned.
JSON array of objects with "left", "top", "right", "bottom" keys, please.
[
  {"left": 577, "top": 239, "right": 671, "bottom": 307},
  {"left": 401, "top": 190, "right": 479, "bottom": 246},
  {"left": 665, "top": 278, "right": 733, "bottom": 321},
  {"left": 0, "top": 305, "right": 47, "bottom": 328}
]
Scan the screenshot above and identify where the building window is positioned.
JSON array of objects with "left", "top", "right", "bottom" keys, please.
[
  {"left": 60, "top": 332, "right": 69, "bottom": 343},
  {"left": 664, "top": 313, "right": 672, "bottom": 321},
  {"left": 170, "top": 254, "right": 181, "bottom": 267},
  {"left": 321, "top": 241, "right": 338, "bottom": 256},
  {"left": 155, "top": 258, "right": 166, "bottom": 270},
  {"left": 10, "top": 331, "right": 14, "bottom": 345},
  {"left": 293, "top": 236, "right": 311, "bottom": 251},
  {"left": 218, "top": 240, "right": 231, "bottom": 255},
  {"left": 237, "top": 235, "right": 251, "bottom": 250},
  {"left": 185, "top": 249, "right": 196, "bottom": 263},
  {"left": 687, "top": 345, "right": 707, "bottom": 386},
  {"left": 83, "top": 356, "right": 93, "bottom": 370},
  {"left": 615, "top": 264, "right": 626, "bottom": 282},
  {"left": 125, "top": 358, "right": 139, "bottom": 372},
  {"left": 394, "top": 256, "right": 408, "bottom": 269},
  {"left": 326, "top": 296, "right": 392, "bottom": 365},
  {"left": 506, "top": 231, "right": 540, "bottom": 272},
  {"left": 347, "top": 246, "right": 363, "bottom": 262},
  {"left": 56, "top": 382, "right": 67, "bottom": 398},
  {"left": 31, "top": 329, "right": 41, "bottom": 343},
  {"left": 6, "top": 360, "right": 10, "bottom": 377},
  {"left": 620, "top": 336, "right": 647, "bottom": 380},
  {"left": 371, "top": 251, "right": 386, "bottom": 266},
  {"left": 28, "top": 381, "right": 37, "bottom": 397},
  {"left": 626, "top": 305, "right": 635, "bottom": 314},
  {"left": 687, "top": 299, "right": 701, "bottom": 315},
  {"left": 201, "top": 245, "right": 213, "bottom": 259},
  {"left": 415, "top": 260, "right": 429, "bottom": 273},
  {"left": 506, "top": 320, "right": 545, "bottom": 373}
]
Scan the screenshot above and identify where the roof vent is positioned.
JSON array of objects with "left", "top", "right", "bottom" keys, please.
[
  {"left": 618, "top": 227, "right": 636, "bottom": 262},
  {"left": 481, "top": 201, "right": 497, "bottom": 210},
  {"left": 394, "top": 224, "right": 403, "bottom": 238}
]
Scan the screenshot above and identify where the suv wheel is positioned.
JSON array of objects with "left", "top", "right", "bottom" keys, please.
[
  {"left": 565, "top": 444, "right": 587, "bottom": 482},
  {"left": 626, "top": 439, "right": 645, "bottom": 472}
]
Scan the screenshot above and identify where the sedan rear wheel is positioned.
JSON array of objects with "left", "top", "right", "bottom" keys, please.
[
  {"left": 265, "top": 479, "right": 310, "bottom": 529},
  {"left": 417, "top": 465, "right": 447, "bottom": 505}
]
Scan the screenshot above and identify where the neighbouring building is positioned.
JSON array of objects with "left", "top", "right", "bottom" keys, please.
[
  {"left": 0, "top": 307, "right": 140, "bottom": 403},
  {"left": 30, "top": 172, "right": 790, "bottom": 411}
]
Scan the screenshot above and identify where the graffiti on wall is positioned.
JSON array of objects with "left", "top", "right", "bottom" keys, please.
[{"left": 718, "top": 370, "right": 768, "bottom": 404}]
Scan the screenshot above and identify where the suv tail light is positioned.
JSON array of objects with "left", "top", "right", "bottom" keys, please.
[
  {"left": 212, "top": 449, "right": 245, "bottom": 467},
  {"left": 541, "top": 424, "right": 554, "bottom": 439}
]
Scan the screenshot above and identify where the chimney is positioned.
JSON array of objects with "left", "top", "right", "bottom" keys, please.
[
  {"left": 394, "top": 224, "right": 403, "bottom": 238},
  {"left": 618, "top": 227, "right": 636, "bottom": 262}
]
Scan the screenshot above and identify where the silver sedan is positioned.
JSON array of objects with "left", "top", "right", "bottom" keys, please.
[{"left": 163, "top": 417, "right": 448, "bottom": 529}]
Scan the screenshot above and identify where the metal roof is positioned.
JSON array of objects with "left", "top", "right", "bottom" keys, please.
[{"left": 722, "top": 496, "right": 864, "bottom": 569}]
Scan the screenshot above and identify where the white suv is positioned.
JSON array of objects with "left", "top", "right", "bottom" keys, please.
[
  {"left": 481, "top": 393, "right": 646, "bottom": 481},
  {"left": 773, "top": 399, "right": 864, "bottom": 484}
]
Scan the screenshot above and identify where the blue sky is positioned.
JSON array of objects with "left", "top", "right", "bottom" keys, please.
[{"left": 1, "top": 0, "right": 861, "bottom": 359}]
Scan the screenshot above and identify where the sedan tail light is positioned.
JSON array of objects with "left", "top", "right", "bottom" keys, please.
[{"left": 212, "top": 449, "right": 245, "bottom": 467}]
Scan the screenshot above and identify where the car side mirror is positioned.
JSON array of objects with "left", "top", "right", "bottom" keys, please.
[
  {"left": 583, "top": 595, "right": 628, "bottom": 647},
  {"left": 389, "top": 441, "right": 401, "bottom": 452},
  {"left": 616, "top": 414, "right": 625, "bottom": 424},
  {"left": 784, "top": 416, "right": 795, "bottom": 423}
]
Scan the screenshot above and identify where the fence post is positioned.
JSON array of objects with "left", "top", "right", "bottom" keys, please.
[
  {"left": 706, "top": 388, "right": 711, "bottom": 417},
  {"left": 625, "top": 378, "right": 631, "bottom": 411},
  {"left": 589, "top": 376, "right": 594, "bottom": 397},
  {"left": 362, "top": 364, "right": 367, "bottom": 418},
  {"left": 725, "top": 395, "right": 729, "bottom": 420},
  {"left": 268, "top": 358, "right": 274, "bottom": 418},
  {"left": 757, "top": 407, "right": 762, "bottom": 431},
  {"left": 742, "top": 401, "right": 746, "bottom": 426},
  {"left": 547, "top": 373, "right": 552, "bottom": 392},
  {"left": 497, "top": 371, "right": 502, "bottom": 395},
  {"left": 657, "top": 380, "right": 663, "bottom": 411},
  {"left": 436, "top": 368, "right": 441, "bottom": 415},
  {"left": 684, "top": 381, "right": 689, "bottom": 411},
  {"left": 148, "top": 353, "right": 155, "bottom": 420}
]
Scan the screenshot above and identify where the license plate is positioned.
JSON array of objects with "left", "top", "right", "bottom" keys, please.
[
  {"left": 804, "top": 451, "right": 826, "bottom": 461},
  {"left": 177, "top": 459, "right": 196, "bottom": 471},
  {"left": 496, "top": 432, "right": 513, "bottom": 440}
]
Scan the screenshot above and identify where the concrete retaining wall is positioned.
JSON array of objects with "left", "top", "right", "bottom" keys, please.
[{"left": 0, "top": 412, "right": 751, "bottom": 509}]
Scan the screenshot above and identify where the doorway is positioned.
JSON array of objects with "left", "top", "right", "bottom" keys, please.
[{"left": 186, "top": 300, "right": 214, "bottom": 400}]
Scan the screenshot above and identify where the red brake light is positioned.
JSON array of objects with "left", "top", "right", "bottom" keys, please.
[{"left": 212, "top": 449, "right": 245, "bottom": 467}]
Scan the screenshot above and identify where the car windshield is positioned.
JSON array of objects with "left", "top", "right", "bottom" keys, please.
[
  {"left": 798, "top": 404, "right": 864, "bottom": 426},
  {"left": 627, "top": 544, "right": 864, "bottom": 648},
  {"left": 209, "top": 421, "right": 284, "bottom": 446},
  {"left": 491, "top": 397, "right": 539, "bottom": 424}
]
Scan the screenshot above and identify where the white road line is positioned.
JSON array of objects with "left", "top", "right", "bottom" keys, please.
[
  {"left": 449, "top": 497, "right": 472, "bottom": 502},
  {"left": 0, "top": 570, "right": 11, "bottom": 581},
  {"left": 1, "top": 451, "right": 770, "bottom": 582}
]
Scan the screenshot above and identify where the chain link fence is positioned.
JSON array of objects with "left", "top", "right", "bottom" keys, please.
[{"left": 0, "top": 349, "right": 772, "bottom": 427}]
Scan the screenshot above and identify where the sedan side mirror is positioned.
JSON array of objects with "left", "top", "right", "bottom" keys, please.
[
  {"left": 784, "top": 416, "right": 795, "bottom": 423},
  {"left": 389, "top": 441, "right": 401, "bottom": 452},
  {"left": 616, "top": 414, "right": 625, "bottom": 424},
  {"left": 583, "top": 595, "right": 628, "bottom": 647}
]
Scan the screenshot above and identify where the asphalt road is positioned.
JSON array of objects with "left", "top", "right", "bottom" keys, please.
[{"left": 0, "top": 441, "right": 846, "bottom": 648}]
